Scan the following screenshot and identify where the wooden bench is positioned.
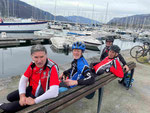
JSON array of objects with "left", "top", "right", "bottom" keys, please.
[{"left": 16, "top": 61, "right": 136, "bottom": 113}]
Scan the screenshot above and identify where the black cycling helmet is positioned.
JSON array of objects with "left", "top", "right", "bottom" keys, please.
[
  {"left": 109, "top": 45, "right": 120, "bottom": 53},
  {"left": 72, "top": 41, "right": 86, "bottom": 51},
  {"left": 105, "top": 36, "right": 114, "bottom": 42}
]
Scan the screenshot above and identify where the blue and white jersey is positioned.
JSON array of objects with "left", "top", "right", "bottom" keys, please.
[{"left": 63, "top": 55, "right": 94, "bottom": 88}]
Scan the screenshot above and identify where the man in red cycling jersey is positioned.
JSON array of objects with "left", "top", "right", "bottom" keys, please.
[
  {"left": 100, "top": 36, "right": 129, "bottom": 72},
  {"left": 0, "top": 44, "right": 59, "bottom": 112},
  {"left": 86, "top": 45, "right": 124, "bottom": 99},
  {"left": 93, "top": 45, "right": 124, "bottom": 78}
]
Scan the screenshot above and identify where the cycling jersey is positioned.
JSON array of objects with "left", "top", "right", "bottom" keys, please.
[
  {"left": 24, "top": 58, "right": 59, "bottom": 96},
  {"left": 94, "top": 56, "right": 124, "bottom": 78},
  {"left": 63, "top": 55, "right": 94, "bottom": 87},
  {"left": 100, "top": 46, "right": 127, "bottom": 66},
  {"left": 100, "top": 46, "right": 110, "bottom": 61}
]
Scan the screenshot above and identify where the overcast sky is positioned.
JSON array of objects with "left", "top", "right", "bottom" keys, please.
[{"left": 20, "top": 0, "right": 150, "bottom": 23}]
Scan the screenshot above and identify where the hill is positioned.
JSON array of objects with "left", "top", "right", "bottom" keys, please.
[
  {"left": 66, "top": 16, "right": 101, "bottom": 25},
  {"left": 0, "top": 0, "right": 101, "bottom": 24},
  {"left": 0, "top": 0, "right": 68, "bottom": 21},
  {"left": 108, "top": 14, "right": 150, "bottom": 28}
]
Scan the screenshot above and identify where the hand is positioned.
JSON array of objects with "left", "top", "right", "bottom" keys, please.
[
  {"left": 123, "top": 65, "right": 129, "bottom": 72},
  {"left": 26, "top": 97, "right": 35, "bottom": 105},
  {"left": 64, "top": 79, "right": 78, "bottom": 86},
  {"left": 59, "top": 73, "right": 64, "bottom": 80},
  {"left": 59, "top": 73, "right": 66, "bottom": 80},
  {"left": 19, "top": 94, "right": 27, "bottom": 106}
]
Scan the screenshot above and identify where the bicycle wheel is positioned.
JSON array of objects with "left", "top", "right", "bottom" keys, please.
[
  {"left": 136, "top": 51, "right": 150, "bottom": 64},
  {"left": 130, "top": 45, "right": 143, "bottom": 58}
]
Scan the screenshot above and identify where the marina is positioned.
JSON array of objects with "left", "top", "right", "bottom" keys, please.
[
  {"left": 0, "top": 25, "right": 147, "bottom": 78},
  {"left": 0, "top": 37, "right": 142, "bottom": 79},
  {"left": 0, "top": 0, "right": 150, "bottom": 112}
]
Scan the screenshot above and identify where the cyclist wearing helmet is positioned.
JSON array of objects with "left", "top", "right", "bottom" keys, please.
[
  {"left": 100, "top": 36, "right": 114, "bottom": 61},
  {"left": 87, "top": 45, "right": 124, "bottom": 99},
  {"left": 59, "top": 41, "right": 95, "bottom": 92},
  {"left": 100, "top": 36, "right": 129, "bottom": 72},
  {"left": 93, "top": 45, "right": 124, "bottom": 78}
]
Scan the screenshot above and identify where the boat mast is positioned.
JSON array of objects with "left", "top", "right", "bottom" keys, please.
[
  {"left": 7, "top": 0, "right": 9, "bottom": 18},
  {"left": 141, "top": 17, "right": 147, "bottom": 30},
  {"left": 76, "top": 1, "right": 79, "bottom": 26},
  {"left": 13, "top": 0, "right": 15, "bottom": 17},
  {"left": 91, "top": 4, "right": 94, "bottom": 27},
  {"left": 105, "top": 3, "right": 109, "bottom": 24},
  {"left": 54, "top": 0, "right": 57, "bottom": 22}
]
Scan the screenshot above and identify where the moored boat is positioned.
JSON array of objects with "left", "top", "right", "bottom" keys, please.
[
  {"left": 0, "top": 19, "right": 48, "bottom": 33},
  {"left": 75, "top": 36, "right": 103, "bottom": 51}
]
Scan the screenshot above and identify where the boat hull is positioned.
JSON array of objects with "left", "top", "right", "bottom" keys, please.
[
  {"left": 0, "top": 21, "right": 48, "bottom": 33},
  {"left": 84, "top": 41, "right": 101, "bottom": 51}
]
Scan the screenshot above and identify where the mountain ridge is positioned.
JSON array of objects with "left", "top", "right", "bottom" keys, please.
[
  {"left": 108, "top": 14, "right": 150, "bottom": 27},
  {"left": 66, "top": 16, "right": 101, "bottom": 24},
  {"left": 0, "top": 0, "right": 100, "bottom": 25}
]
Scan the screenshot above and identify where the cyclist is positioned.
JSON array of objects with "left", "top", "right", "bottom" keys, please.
[
  {"left": 0, "top": 44, "right": 59, "bottom": 112},
  {"left": 100, "top": 36, "right": 129, "bottom": 72},
  {"left": 59, "top": 41, "right": 95, "bottom": 92},
  {"left": 86, "top": 45, "right": 124, "bottom": 99},
  {"left": 93, "top": 45, "right": 124, "bottom": 78}
]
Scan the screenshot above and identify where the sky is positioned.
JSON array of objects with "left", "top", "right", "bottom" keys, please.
[{"left": 20, "top": 0, "right": 150, "bottom": 23}]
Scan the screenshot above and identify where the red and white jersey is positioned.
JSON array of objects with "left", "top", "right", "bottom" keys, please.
[
  {"left": 93, "top": 57, "right": 124, "bottom": 78},
  {"left": 94, "top": 57, "right": 113, "bottom": 74},
  {"left": 24, "top": 59, "right": 59, "bottom": 96}
]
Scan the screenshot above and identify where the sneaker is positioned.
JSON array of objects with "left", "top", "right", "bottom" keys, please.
[
  {"left": 118, "top": 80, "right": 123, "bottom": 84},
  {"left": 0, "top": 103, "right": 4, "bottom": 113},
  {"left": 0, "top": 103, "right": 3, "bottom": 106}
]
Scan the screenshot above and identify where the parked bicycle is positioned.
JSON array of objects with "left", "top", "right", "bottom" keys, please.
[{"left": 130, "top": 42, "right": 150, "bottom": 63}]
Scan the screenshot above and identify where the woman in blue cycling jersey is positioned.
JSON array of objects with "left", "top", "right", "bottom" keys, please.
[{"left": 59, "top": 41, "right": 95, "bottom": 91}]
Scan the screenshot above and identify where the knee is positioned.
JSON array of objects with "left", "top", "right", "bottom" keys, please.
[
  {"left": 7, "top": 90, "right": 19, "bottom": 102},
  {"left": 7, "top": 93, "right": 13, "bottom": 102}
]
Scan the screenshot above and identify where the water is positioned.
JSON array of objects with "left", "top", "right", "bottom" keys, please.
[
  {"left": 113, "top": 39, "right": 142, "bottom": 50},
  {"left": 0, "top": 33, "right": 142, "bottom": 78},
  {"left": 0, "top": 45, "right": 100, "bottom": 78}
]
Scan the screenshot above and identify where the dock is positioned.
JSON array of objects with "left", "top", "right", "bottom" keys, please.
[{"left": 0, "top": 36, "right": 53, "bottom": 48}]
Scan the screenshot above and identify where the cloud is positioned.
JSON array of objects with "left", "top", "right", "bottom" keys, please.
[{"left": 20, "top": 0, "right": 150, "bottom": 22}]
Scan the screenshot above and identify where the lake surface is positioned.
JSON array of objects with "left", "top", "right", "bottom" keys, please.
[
  {"left": 0, "top": 45, "right": 101, "bottom": 78},
  {"left": 0, "top": 33, "right": 142, "bottom": 78}
]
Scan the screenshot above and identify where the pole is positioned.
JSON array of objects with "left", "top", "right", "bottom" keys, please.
[
  {"left": 97, "top": 87, "right": 104, "bottom": 113},
  {"left": 105, "top": 3, "right": 109, "bottom": 24},
  {"left": 2, "top": 49, "right": 4, "bottom": 74},
  {"left": 7, "top": 0, "right": 9, "bottom": 18},
  {"left": 54, "top": 0, "right": 57, "bottom": 22}
]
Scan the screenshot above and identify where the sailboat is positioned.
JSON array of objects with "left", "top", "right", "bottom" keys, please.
[
  {"left": 0, "top": 18, "right": 48, "bottom": 33},
  {"left": 0, "top": 0, "right": 48, "bottom": 33}
]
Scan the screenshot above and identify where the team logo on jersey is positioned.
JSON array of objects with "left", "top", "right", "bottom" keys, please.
[
  {"left": 43, "top": 72, "right": 46, "bottom": 75},
  {"left": 41, "top": 72, "right": 47, "bottom": 79}
]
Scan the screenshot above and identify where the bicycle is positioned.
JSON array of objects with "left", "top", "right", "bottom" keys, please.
[
  {"left": 135, "top": 42, "right": 150, "bottom": 64},
  {"left": 130, "top": 42, "right": 149, "bottom": 58}
]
